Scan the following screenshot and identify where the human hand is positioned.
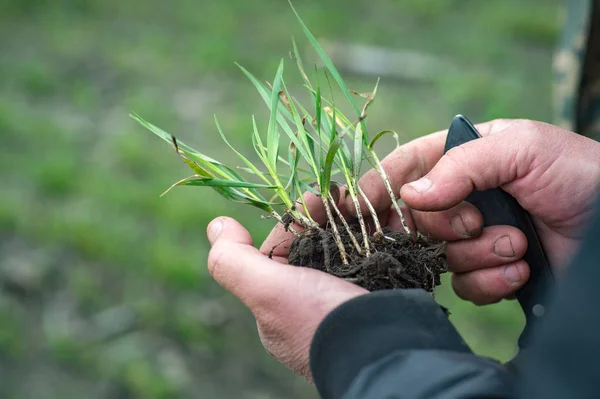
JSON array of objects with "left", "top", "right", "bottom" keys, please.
[
  {"left": 349, "top": 119, "right": 600, "bottom": 305},
  {"left": 207, "top": 118, "right": 600, "bottom": 380},
  {"left": 206, "top": 216, "right": 367, "bottom": 381}
]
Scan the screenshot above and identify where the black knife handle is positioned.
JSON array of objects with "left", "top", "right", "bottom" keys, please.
[{"left": 443, "top": 115, "right": 554, "bottom": 348}]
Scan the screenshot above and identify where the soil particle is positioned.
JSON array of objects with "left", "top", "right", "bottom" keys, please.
[{"left": 288, "top": 223, "right": 448, "bottom": 292}]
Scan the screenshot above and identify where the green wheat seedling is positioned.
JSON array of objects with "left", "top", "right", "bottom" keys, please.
[{"left": 131, "top": 3, "right": 411, "bottom": 265}]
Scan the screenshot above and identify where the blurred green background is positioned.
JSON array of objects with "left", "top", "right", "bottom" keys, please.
[{"left": 0, "top": 0, "right": 562, "bottom": 397}]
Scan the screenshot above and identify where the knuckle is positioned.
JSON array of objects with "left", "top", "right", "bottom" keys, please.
[
  {"left": 387, "top": 144, "right": 421, "bottom": 180},
  {"left": 479, "top": 118, "right": 516, "bottom": 136},
  {"left": 489, "top": 118, "right": 512, "bottom": 128},
  {"left": 515, "top": 119, "right": 544, "bottom": 142},
  {"left": 390, "top": 144, "right": 410, "bottom": 160},
  {"left": 443, "top": 145, "right": 468, "bottom": 168}
]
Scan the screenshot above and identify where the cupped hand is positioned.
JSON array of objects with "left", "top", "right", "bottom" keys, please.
[
  {"left": 346, "top": 119, "right": 600, "bottom": 305},
  {"left": 207, "top": 216, "right": 367, "bottom": 381}
]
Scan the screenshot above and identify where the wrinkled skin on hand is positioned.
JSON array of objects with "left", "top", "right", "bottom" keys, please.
[
  {"left": 207, "top": 119, "right": 600, "bottom": 378},
  {"left": 207, "top": 217, "right": 367, "bottom": 381}
]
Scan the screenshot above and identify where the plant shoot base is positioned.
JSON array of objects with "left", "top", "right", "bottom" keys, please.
[{"left": 288, "top": 224, "right": 448, "bottom": 292}]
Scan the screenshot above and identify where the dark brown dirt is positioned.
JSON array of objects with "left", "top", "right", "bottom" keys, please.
[{"left": 287, "top": 223, "right": 448, "bottom": 292}]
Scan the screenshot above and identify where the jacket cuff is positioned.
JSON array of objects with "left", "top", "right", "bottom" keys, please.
[{"left": 309, "top": 289, "right": 472, "bottom": 398}]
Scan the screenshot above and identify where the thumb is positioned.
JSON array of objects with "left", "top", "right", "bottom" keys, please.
[
  {"left": 207, "top": 216, "right": 254, "bottom": 247},
  {"left": 206, "top": 217, "right": 297, "bottom": 309},
  {"left": 399, "top": 120, "right": 539, "bottom": 212}
]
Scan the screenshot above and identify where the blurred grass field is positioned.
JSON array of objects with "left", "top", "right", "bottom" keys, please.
[{"left": 0, "top": 0, "right": 562, "bottom": 398}]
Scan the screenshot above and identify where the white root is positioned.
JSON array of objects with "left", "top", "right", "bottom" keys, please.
[
  {"left": 321, "top": 197, "right": 349, "bottom": 265},
  {"left": 372, "top": 154, "right": 411, "bottom": 235},
  {"left": 328, "top": 194, "right": 364, "bottom": 255},
  {"left": 346, "top": 185, "right": 371, "bottom": 256},
  {"left": 271, "top": 211, "right": 301, "bottom": 237},
  {"left": 357, "top": 185, "right": 384, "bottom": 236}
]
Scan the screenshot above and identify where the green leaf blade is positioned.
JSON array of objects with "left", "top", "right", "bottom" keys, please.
[
  {"left": 368, "top": 130, "right": 400, "bottom": 150},
  {"left": 180, "top": 177, "right": 278, "bottom": 190},
  {"left": 320, "top": 125, "right": 352, "bottom": 197},
  {"left": 237, "top": 63, "right": 317, "bottom": 180},
  {"left": 289, "top": 2, "right": 367, "bottom": 137},
  {"left": 266, "top": 60, "right": 285, "bottom": 172},
  {"left": 214, "top": 115, "right": 272, "bottom": 185}
]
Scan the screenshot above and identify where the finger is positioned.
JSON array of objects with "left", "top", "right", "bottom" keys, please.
[
  {"left": 207, "top": 217, "right": 299, "bottom": 308},
  {"left": 259, "top": 191, "right": 327, "bottom": 257},
  {"left": 409, "top": 201, "right": 483, "bottom": 241},
  {"left": 362, "top": 208, "right": 390, "bottom": 235},
  {"left": 452, "top": 260, "right": 530, "bottom": 305},
  {"left": 207, "top": 216, "right": 253, "bottom": 246},
  {"left": 345, "top": 119, "right": 517, "bottom": 218},
  {"left": 272, "top": 256, "right": 289, "bottom": 264},
  {"left": 387, "top": 205, "right": 416, "bottom": 232},
  {"left": 400, "top": 119, "right": 538, "bottom": 212},
  {"left": 259, "top": 231, "right": 298, "bottom": 259},
  {"left": 445, "top": 225, "right": 528, "bottom": 273},
  {"left": 259, "top": 183, "right": 349, "bottom": 257},
  {"left": 345, "top": 130, "right": 448, "bottom": 216}
]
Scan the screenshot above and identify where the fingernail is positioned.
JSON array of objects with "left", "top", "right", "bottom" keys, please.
[
  {"left": 494, "top": 235, "right": 515, "bottom": 257},
  {"left": 207, "top": 219, "right": 223, "bottom": 244},
  {"left": 504, "top": 264, "right": 522, "bottom": 284},
  {"left": 408, "top": 177, "right": 432, "bottom": 193},
  {"left": 450, "top": 214, "right": 470, "bottom": 237}
]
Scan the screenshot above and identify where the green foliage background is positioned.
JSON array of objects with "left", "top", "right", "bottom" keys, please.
[{"left": 0, "top": 0, "right": 561, "bottom": 397}]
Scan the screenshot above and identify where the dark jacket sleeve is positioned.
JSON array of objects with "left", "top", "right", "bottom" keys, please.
[
  {"left": 310, "top": 191, "right": 600, "bottom": 399},
  {"left": 517, "top": 193, "right": 600, "bottom": 399},
  {"left": 309, "top": 289, "right": 516, "bottom": 398}
]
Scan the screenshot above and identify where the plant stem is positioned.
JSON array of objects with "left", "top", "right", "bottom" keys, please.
[
  {"left": 345, "top": 184, "right": 371, "bottom": 256},
  {"left": 294, "top": 211, "right": 319, "bottom": 229},
  {"left": 328, "top": 194, "right": 364, "bottom": 256},
  {"left": 370, "top": 152, "right": 411, "bottom": 235},
  {"left": 357, "top": 185, "right": 384, "bottom": 236},
  {"left": 271, "top": 211, "right": 301, "bottom": 236},
  {"left": 295, "top": 181, "right": 314, "bottom": 221},
  {"left": 321, "top": 197, "right": 349, "bottom": 265},
  {"left": 273, "top": 183, "right": 318, "bottom": 230}
]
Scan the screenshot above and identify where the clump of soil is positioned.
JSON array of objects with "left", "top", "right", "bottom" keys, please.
[{"left": 287, "top": 223, "right": 448, "bottom": 292}]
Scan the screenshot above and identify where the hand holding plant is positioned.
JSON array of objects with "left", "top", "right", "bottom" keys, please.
[
  {"left": 206, "top": 215, "right": 367, "bottom": 381},
  {"left": 133, "top": 3, "right": 449, "bottom": 293},
  {"left": 132, "top": 1, "right": 600, "bottom": 382},
  {"left": 202, "top": 117, "right": 600, "bottom": 381}
]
